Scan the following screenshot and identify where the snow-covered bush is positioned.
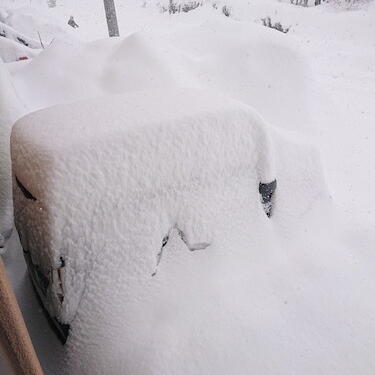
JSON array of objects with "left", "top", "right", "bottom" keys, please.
[
  {"left": 290, "top": 0, "right": 309, "bottom": 6},
  {"left": 290, "top": 0, "right": 329, "bottom": 6},
  {"left": 261, "top": 17, "right": 290, "bottom": 34},
  {"left": 331, "top": 0, "right": 365, "bottom": 9},
  {"left": 291, "top": 0, "right": 367, "bottom": 8},
  {"left": 222, "top": 4, "right": 231, "bottom": 16},
  {"left": 159, "top": 0, "right": 203, "bottom": 13},
  {"left": 158, "top": 0, "right": 231, "bottom": 16},
  {"left": 181, "top": 1, "right": 203, "bottom": 12}
]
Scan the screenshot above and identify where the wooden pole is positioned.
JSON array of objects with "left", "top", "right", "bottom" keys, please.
[
  {"left": 0, "top": 258, "right": 44, "bottom": 375},
  {"left": 103, "top": 0, "right": 120, "bottom": 37}
]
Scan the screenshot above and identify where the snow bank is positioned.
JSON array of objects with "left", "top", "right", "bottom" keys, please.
[
  {"left": 10, "top": 34, "right": 188, "bottom": 110},
  {"left": 0, "top": 59, "right": 25, "bottom": 251}
]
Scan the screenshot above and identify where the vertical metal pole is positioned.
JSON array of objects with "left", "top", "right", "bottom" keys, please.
[{"left": 103, "top": 0, "right": 120, "bottom": 37}]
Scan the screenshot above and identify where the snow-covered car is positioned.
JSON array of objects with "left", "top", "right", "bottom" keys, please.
[{"left": 11, "top": 88, "right": 277, "bottom": 346}]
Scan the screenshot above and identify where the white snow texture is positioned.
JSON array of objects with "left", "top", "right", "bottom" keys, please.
[{"left": 2, "top": 0, "right": 375, "bottom": 374}]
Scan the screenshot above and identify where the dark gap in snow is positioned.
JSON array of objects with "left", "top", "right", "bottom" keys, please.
[
  {"left": 68, "top": 16, "right": 79, "bottom": 29},
  {"left": 16, "top": 36, "right": 28, "bottom": 46},
  {"left": 175, "top": 227, "right": 210, "bottom": 251},
  {"left": 15, "top": 176, "right": 37, "bottom": 201},
  {"left": 54, "top": 321, "right": 70, "bottom": 345},
  {"left": 56, "top": 256, "right": 66, "bottom": 304},
  {"left": 152, "top": 226, "right": 210, "bottom": 276},
  {"left": 0, "top": 229, "right": 12, "bottom": 249},
  {"left": 51, "top": 256, "right": 69, "bottom": 344},
  {"left": 23, "top": 249, "right": 50, "bottom": 297},
  {"left": 152, "top": 233, "right": 170, "bottom": 277},
  {"left": 259, "top": 179, "right": 277, "bottom": 218},
  {"left": 23, "top": 249, "right": 69, "bottom": 344}
]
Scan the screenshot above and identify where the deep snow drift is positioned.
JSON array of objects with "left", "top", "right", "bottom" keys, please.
[{"left": 1, "top": 0, "right": 375, "bottom": 374}]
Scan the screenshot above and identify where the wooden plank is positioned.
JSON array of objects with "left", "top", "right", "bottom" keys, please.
[{"left": 0, "top": 258, "right": 44, "bottom": 375}]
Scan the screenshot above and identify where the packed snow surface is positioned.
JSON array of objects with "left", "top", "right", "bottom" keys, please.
[{"left": 1, "top": 0, "right": 375, "bottom": 374}]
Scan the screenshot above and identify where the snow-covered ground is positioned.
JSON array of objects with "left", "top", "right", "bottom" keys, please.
[{"left": 1, "top": 0, "right": 375, "bottom": 374}]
